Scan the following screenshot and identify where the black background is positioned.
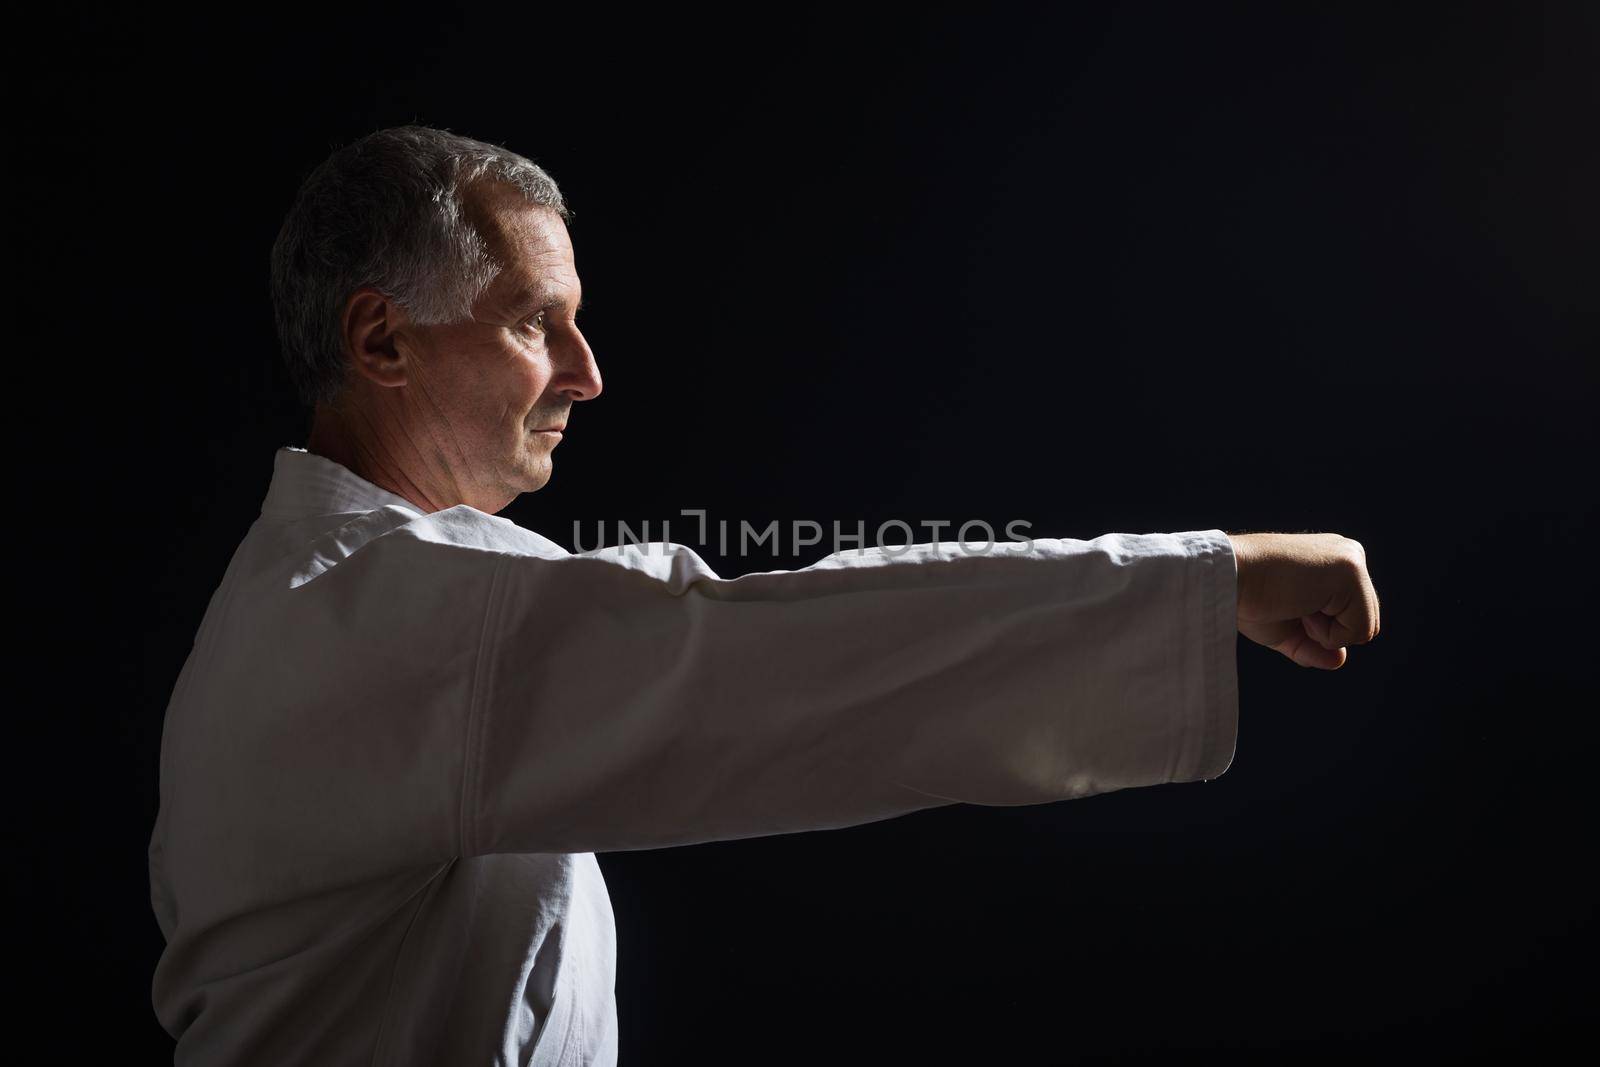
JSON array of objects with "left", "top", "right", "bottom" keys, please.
[{"left": 19, "top": 2, "right": 1597, "bottom": 1062}]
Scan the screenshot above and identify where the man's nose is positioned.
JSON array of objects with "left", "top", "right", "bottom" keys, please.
[{"left": 557, "top": 328, "right": 603, "bottom": 402}]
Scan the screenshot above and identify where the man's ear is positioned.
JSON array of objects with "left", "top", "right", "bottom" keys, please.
[{"left": 340, "top": 287, "right": 410, "bottom": 389}]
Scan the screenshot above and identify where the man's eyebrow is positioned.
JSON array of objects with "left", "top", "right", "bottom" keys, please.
[{"left": 511, "top": 285, "right": 585, "bottom": 314}]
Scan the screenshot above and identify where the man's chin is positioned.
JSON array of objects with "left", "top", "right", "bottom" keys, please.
[{"left": 514, "top": 458, "right": 554, "bottom": 493}]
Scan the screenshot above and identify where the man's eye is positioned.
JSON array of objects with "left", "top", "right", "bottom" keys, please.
[{"left": 525, "top": 311, "right": 547, "bottom": 333}]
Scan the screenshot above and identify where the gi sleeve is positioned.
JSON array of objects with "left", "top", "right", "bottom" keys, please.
[{"left": 459, "top": 526, "right": 1239, "bottom": 856}]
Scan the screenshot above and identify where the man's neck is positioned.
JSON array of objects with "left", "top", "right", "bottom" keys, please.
[{"left": 304, "top": 402, "right": 452, "bottom": 514}]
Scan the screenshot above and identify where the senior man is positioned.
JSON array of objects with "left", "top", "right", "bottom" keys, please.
[{"left": 147, "top": 125, "right": 1380, "bottom": 1065}]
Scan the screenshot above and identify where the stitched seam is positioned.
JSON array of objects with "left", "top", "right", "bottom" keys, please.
[
  {"left": 1194, "top": 532, "right": 1227, "bottom": 780},
  {"left": 1166, "top": 537, "right": 1191, "bottom": 783},
  {"left": 1193, "top": 535, "right": 1216, "bottom": 780},
  {"left": 1174, "top": 533, "right": 1215, "bottom": 783},
  {"left": 461, "top": 555, "right": 507, "bottom": 859},
  {"left": 366, "top": 860, "right": 455, "bottom": 1067}
]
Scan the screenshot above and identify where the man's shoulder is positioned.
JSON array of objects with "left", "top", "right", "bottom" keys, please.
[
  {"left": 267, "top": 504, "right": 567, "bottom": 593},
  {"left": 377, "top": 504, "right": 567, "bottom": 562}
]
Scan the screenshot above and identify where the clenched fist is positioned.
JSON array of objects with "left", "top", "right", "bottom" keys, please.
[{"left": 1226, "top": 533, "right": 1381, "bottom": 670}]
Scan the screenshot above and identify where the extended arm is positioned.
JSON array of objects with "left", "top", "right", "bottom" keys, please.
[{"left": 462, "top": 528, "right": 1240, "bottom": 856}]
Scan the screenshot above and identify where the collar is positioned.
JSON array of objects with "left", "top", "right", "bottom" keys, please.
[{"left": 260, "top": 446, "right": 424, "bottom": 520}]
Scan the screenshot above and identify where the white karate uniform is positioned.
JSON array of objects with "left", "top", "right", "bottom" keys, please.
[{"left": 147, "top": 446, "right": 1240, "bottom": 1065}]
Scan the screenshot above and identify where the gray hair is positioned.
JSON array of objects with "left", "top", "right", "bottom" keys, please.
[{"left": 270, "top": 125, "right": 572, "bottom": 408}]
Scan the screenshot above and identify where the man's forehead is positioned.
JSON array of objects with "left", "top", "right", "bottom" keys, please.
[
  {"left": 466, "top": 184, "right": 580, "bottom": 305},
  {"left": 466, "top": 181, "right": 568, "bottom": 254}
]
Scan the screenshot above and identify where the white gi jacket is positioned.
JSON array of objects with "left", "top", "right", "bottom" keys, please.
[{"left": 148, "top": 446, "right": 1240, "bottom": 1065}]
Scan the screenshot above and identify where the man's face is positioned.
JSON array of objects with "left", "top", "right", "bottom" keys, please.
[{"left": 396, "top": 183, "right": 601, "bottom": 511}]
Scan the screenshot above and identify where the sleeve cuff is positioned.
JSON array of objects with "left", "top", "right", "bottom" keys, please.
[{"left": 1181, "top": 529, "right": 1240, "bottom": 782}]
